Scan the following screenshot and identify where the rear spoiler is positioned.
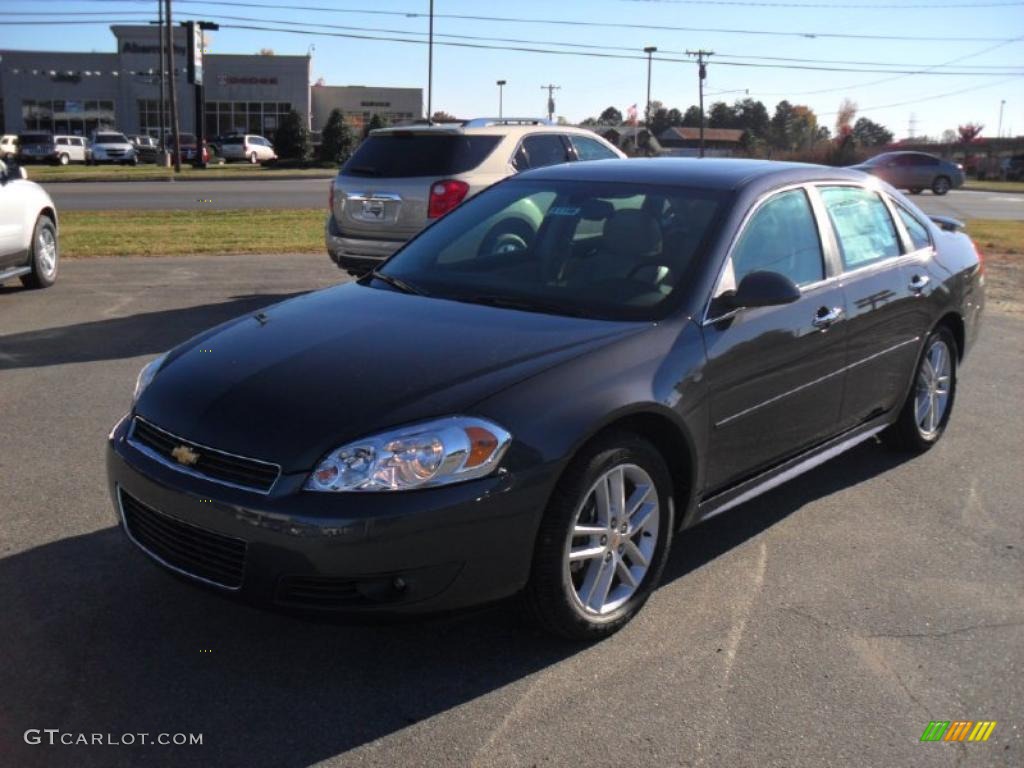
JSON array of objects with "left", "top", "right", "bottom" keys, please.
[{"left": 928, "top": 215, "right": 965, "bottom": 233}]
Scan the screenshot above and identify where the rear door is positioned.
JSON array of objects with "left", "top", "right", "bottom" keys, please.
[
  {"left": 511, "top": 134, "right": 573, "bottom": 172},
  {"left": 702, "top": 186, "right": 848, "bottom": 492},
  {"left": 815, "top": 185, "right": 924, "bottom": 429},
  {"left": 333, "top": 131, "right": 504, "bottom": 240}
]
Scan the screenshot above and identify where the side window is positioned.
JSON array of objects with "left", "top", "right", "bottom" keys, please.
[
  {"left": 896, "top": 205, "right": 932, "bottom": 251},
  {"left": 521, "top": 135, "right": 570, "bottom": 169},
  {"left": 571, "top": 135, "right": 619, "bottom": 161},
  {"left": 820, "top": 186, "right": 901, "bottom": 270},
  {"left": 730, "top": 188, "right": 825, "bottom": 288},
  {"left": 511, "top": 143, "right": 529, "bottom": 172},
  {"left": 57, "top": 138, "right": 68, "bottom": 146}
]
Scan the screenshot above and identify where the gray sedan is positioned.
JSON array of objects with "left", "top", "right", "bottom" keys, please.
[{"left": 850, "top": 151, "right": 964, "bottom": 195}]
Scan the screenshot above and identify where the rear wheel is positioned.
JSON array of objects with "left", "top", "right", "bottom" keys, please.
[
  {"left": 932, "top": 176, "right": 951, "bottom": 195},
  {"left": 19, "top": 216, "right": 59, "bottom": 289},
  {"left": 883, "top": 326, "right": 957, "bottom": 452},
  {"left": 523, "top": 432, "right": 674, "bottom": 640},
  {"left": 249, "top": 152, "right": 258, "bottom": 165}
]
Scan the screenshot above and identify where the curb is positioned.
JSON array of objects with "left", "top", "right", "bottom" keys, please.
[{"left": 37, "top": 172, "right": 336, "bottom": 185}]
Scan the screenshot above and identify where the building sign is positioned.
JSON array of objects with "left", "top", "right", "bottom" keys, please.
[
  {"left": 122, "top": 42, "right": 187, "bottom": 55},
  {"left": 216, "top": 75, "right": 279, "bottom": 86},
  {"left": 50, "top": 73, "right": 81, "bottom": 84},
  {"left": 186, "top": 23, "right": 203, "bottom": 85}
]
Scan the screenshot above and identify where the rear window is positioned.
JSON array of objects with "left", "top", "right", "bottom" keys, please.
[
  {"left": 19, "top": 133, "right": 53, "bottom": 144},
  {"left": 222, "top": 136, "right": 245, "bottom": 145},
  {"left": 342, "top": 133, "right": 502, "bottom": 178}
]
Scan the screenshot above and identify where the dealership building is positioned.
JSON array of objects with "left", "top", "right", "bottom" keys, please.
[{"left": 0, "top": 25, "right": 422, "bottom": 139}]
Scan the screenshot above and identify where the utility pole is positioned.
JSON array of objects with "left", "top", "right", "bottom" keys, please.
[
  {"left": 997, "top": 99, "right": 1006, "bottom": 138},
  {"left": 541, "top": 84, "right": 560, "bottom": 122},
  {"left": 686, "top": 49, "right": 713, "bottom": 158},
  {"left": 165, "top": 0, "right": 181, "bottom": 172},
  {"left": 497, "top": 80, "right": 506, "bottom": 119},
  {"left": 427, "top": 0, "right": 434, "bottom": 121},
  {"left": 158, "top": 0, "right": 166, "bottom": 162},
  {"left": 644, "top": 46, "right": 657, "bottom": 127}
]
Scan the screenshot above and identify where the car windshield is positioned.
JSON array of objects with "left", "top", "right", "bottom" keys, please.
[
  {"left": 343, "top": 133, "right": 502, "bottom": 177},
  {"left": 19, "top": 133, "right": 53, "bottom": 144},
  {"left": 95, "top": 133, "right": 129, "bottom": 144},
  {"left": 378, "top": 179, "right": 725, "bottom": 321}
]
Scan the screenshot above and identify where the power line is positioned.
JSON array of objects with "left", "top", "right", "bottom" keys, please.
[
  {"left": 816, "top": 76, "right": 1020, "bottom": 116},
  {"left": 620, "top": 0, "right": 1024, "bottom": 7},
  {"left": 28, "top": 0, "right": 1023, "bottom": 43}
]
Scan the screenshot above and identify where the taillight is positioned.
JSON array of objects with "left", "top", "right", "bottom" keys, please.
[
  {"left": 428, "top": 180, "right": 469, "bottom": 219},
  {"left": 328, "top": 182, "right": 335, "bottom": 213}
]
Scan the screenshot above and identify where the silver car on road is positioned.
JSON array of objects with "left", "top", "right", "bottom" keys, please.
[{"left": 325, "top": 118, "right": 625, "bottom": 276}]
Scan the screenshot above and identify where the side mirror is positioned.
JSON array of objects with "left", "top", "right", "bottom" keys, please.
[{"left": 730, "top": 270, "right": 801, "bottom": 309}]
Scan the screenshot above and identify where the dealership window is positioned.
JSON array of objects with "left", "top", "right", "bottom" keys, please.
[
  {"left": 204, "top": 101, "right": 292, "bottom": 139},
  {"left": 137, "top": 99, "right": 169, "bottom": 137},
  {"left": 22, "top": 99, "right": 115, "bottom": 136}
]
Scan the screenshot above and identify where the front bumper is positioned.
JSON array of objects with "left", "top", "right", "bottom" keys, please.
[
  {"left": 106, "top": 414, "right": 552, "bottom": 614},
  {"left": 324, "top": 215, "right": 406, "bottom": 275}
]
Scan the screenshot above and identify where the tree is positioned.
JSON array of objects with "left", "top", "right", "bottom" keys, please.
[
  {"left": 835, "top": 98, "right": 857, "bottom": 138},
  {"left": 275, "top": 110, "right": 311, "bottom": 161},
  {"left": 770, "top": 100, "right": 795, "bottom": 150},
  {"left": 599, "top": 106, "right": 623, "bottom": 125},
  {"left": 681, "top": 106, "right": 703, "bottom": 127},
  {"left": 733, "top": 98, "right": 769, "bottom": 140},
  {"left": 957, "top": 123, "right": 984, "bottom": 143},
  {"left": 940, "top": 128, "right": 957, "bottom": 144},
  {"left": 649, "top": 108, "right": 672, "bottom": 137},
  {"left": 363, "top": 113, "right": 388, "bottom": 139},
  {"left": 320, "top": 108, "right": 356, "bottom": 164},
  {"left": 555, "top": 116, "right": 570, "bottom": 126},
  {"left": 258, "top": 48, "right": 275, "bottom": 56},
  {"left": 666, "top": 108, "right": 683, "bottom": 127},
  {"left": 707, "top": 101, "right": 736, "bottom": 129},
  {"left": 430, "top": 110, "right": 457, "bottom": 123},
  {"left": 852, "top": 117, "right": 893, "bottom": 147},
  {"left": 790, "top": 105, "right": 820, "bottom": 149}
]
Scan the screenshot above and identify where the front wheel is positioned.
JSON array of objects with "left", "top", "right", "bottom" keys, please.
[
  {"left": 523, "top": 432, "right": 675, "bottom": 640},
  {"left": 20, "top": 216, "right": 59, "bottom": 289},
  {"left": 883, "top": 326, "right": 957, "bottom": 452},
  {"left": 58, "top": 153, "right": 69, "bottom": 166},
  {"left": 932, "top": 176, "right": 951, "bottom": 195},
  {"left": 249, "top": 152, "right": 258, "bottom": 165}
]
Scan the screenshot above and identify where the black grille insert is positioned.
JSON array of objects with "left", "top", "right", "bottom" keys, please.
[
  {"left": 130, "top": 417, "right": 280, "bottom": 493},
  {"left": 119, "top": 488, "right": 247, "bottom": 589},
  {"left": 275, "top": 576, "right": 372, "bottom": 610}
]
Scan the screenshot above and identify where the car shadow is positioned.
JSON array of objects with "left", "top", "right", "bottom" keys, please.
[
  {"left": 0, "top": 293, "right": 308, "bottom": 370},
  {"left": 0, "top": 440, "right": 912, "bottom": 768}
]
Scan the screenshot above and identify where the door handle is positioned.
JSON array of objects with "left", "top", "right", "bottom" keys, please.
[
  {"left": 812, "top": 306, "right": 844, "bottom": 329},
  {"left": 908, "top": 274, "right": 930, "bottom": 293}
]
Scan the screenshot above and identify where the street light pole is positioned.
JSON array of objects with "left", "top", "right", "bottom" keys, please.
[
  {"left": 998, "top": 99, "right": 1006, "bottom": 138},
  {"left": 686, "top": 49, "right": 713, "bottom": 158},
  {"left": 497, "top": 80, "right": 506, "bottom": 119}
]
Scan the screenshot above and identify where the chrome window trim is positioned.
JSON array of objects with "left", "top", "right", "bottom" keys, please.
[
  {"left": 127, "top": 416, "right": 281, "bottom": 496},
  {"left": 702, "top": 181, "right": 833, "bottom": 326},
  {"left": 116, "top": 485, "right": 245, "bottom": 592},
  {"left": 714, "top": 335, "right": 921, "bottom": 428}
]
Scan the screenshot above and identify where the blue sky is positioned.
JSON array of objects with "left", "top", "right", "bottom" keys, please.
[{"left": 2, "top": 0, "right": 1022, "bottom": 138}]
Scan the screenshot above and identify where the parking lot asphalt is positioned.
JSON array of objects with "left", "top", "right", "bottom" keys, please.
[
  {"left": 40, "top": 177, "right": 1024, "bottom": 219},
  {"left": 1, "top": 254, "right": 1021, "bottom": 768}
]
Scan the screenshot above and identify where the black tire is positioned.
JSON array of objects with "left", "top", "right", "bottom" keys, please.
[
  {"left": 19, "top": 216, "right": 59, "bottom": 289},
  {"left": 909, "top": 188, "right": 923, "bottom": 195},
  {"left": 249, "top": 152, "right": 258, "bottom": 165},
  {"left": 932, "top": 176, "right": 951, "bottom": 196},
  {"left": 882, "top": 325, "right": 957, "bottom": 452},
  {"left": 58, "top": 153, "right": 69, "bottom": 166},
  {"left": 522, "top": 432, "right": 675, "bottom": 640}
]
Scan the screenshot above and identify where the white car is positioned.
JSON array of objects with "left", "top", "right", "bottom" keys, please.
[
  {"left": 0, "top": 160, "right": 59, "bottom": 289},
  {"left": 88, "top": 132, "right": 138, "bottom": 165},
  {"left": 0, "top": 134, "right": 18, "bottom": 160},
  {"left": 218, "top": 134, "right": 277, "bottom": 164},
  {"left": 54, "top": 135, "right": 88, "bottom": 165}
]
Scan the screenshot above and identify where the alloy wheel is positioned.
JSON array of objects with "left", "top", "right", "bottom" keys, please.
[
  {"left": 564, "top": 463, "right": 660, "bottom": 616},
  {"left": 37, "top": 226, "right": 57, "bottom": 278},
  {"left": 915, "top": 339, "right": 951, "bottom": 438}
]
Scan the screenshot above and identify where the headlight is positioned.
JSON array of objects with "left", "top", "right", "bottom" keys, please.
[
  {"left": 133, "top": 353, "right": 167, "bottom": 404},
  {"left": 305, "top": 416, "right": 512, "bottom": 492}
]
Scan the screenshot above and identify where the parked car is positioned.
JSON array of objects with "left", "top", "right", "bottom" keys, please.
[
  {"left": 849, "top": 151, "right": 964, "bottom": 195},
  {"left": 17, "top": 132, "right": 86, "bottom": 164},
  {"left": 0, "top": 159, "right": 59, "bottom": 289},
  {"left": 163, "top": 133, "right": 209, "bottom": 164},
  {"left": 108, "top": 158, "right": 983, "bottom": 639},
  {"left": 0, "top": 134, "right": 18, "bottom": 160},
  {"left": 88, "top": 132, "right": 138, "bottom": 165},
  {"left": 218, "top": 134, "right": 277, "bottom": 164},
  {"left": 128, "top": 135, "right": 159, "bottom": 164},
  {"left": 1004, "top": 154, "right": 1024, "bottom": 182},
  {"left": 326, "top": 118, "right": 626, "bottom": 277}
]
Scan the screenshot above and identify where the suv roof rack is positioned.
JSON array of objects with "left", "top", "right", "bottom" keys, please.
[{"left": 461, "top": 118, "right": 554, "bottom": 128}]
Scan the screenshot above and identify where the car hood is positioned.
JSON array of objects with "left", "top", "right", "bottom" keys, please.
[
  {"left": 135, "top": 282, "right": 644, "bottom": 472},
  {"left": 94, "top": 143, "right": 134, "bottom": 151}
]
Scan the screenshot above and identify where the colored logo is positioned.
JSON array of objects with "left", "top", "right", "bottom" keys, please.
[
  {"left": 171, "top": 444, "right": 200, "bottom": 467},
  {"left": 920, "top": 721, "right": 996, "bottom": 742}
]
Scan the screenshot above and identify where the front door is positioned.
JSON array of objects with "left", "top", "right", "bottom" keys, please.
[
  {"left": 702, "top": 187, "right": 848, "bottom": 493},
  {"left": 0, "top": 162, "right": 26, "bottom": 265}
]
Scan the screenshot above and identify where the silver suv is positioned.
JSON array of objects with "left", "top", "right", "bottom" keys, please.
[{"left": 325, "top": 118, "right": 625, "bottom": 276}]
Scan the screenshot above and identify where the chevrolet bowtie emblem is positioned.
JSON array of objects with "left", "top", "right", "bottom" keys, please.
[{"left": 171, "top": 444, "right": 200, "bottom": 467}]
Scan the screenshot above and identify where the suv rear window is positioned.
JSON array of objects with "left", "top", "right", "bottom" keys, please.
[
  {"left": 19, "top": 133, "right": 53, "bottom": 144},
  {"left": 342, "top": 133, "right": 502, "bottom": 178}
]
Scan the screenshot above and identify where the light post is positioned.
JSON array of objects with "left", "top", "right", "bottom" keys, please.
[
  {"left": 643, "top": 46, "right": 657, "bottom": 127},
  {"left": 998, "top": 99, "right": 1006, "bottom": 138},
  {"left": 497, "top": 80, "right": 506, "bottom": 119}
]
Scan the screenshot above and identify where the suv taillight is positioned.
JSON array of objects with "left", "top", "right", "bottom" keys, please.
[{"left": 428, "top": 180, "right": 469, "bottom": 219}]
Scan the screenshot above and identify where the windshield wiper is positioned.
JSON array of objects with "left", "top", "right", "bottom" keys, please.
[
  {"left": 458, "top": 294, "right": 588, "bottom": 318},
  {"left": 369, "top": 270, "right": 428, "bottom": 296}
]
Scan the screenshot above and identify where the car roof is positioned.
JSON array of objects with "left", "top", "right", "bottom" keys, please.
[
  {"left": 371, "top": 122, "right": 601, "bottom": 139},
  {"left": 515, "top": 157, "right": 867, "bottom": 191}
]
